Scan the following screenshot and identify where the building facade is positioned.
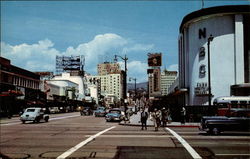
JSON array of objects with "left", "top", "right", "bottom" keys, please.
[
  {"left": 87, "top": 73, "right": 123, "bottom": 100},
  {"left": 161, "top": 70, "right": 178, "bottom": 96},
  {"left": 45, "top": 80, "right": 79, "bottom": 101},
  {"left": 178, "top": 5, "right": 250, "bottom": 106},
  {"left": 97, "top": 62, "right": 121, "bottom": 75},
  {"left": 0, "top": 57, "right": 42, "bottom": 116},
  {"left": 52, "top": 72, "right": 85, "bottom": 101}
]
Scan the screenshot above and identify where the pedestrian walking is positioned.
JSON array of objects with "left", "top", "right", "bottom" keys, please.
[
  {"left": 151, "top": 108, "right": 161, "bottom": 131},
  {"left": 161, "top": 107, "right": 168, "bottom": 127},
  {"left": 126, "top": 108, "right": 131, "bottom": 123},
  {"left": 181, "top": 107, "right": 186, "bottom": 124},
  {"left": 140, "top": 108, "right": 148, "bottom": 130}
]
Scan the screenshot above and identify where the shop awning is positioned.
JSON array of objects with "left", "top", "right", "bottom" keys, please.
[{"left": 0, "top": 90, "right": 24, "bottom": 97}]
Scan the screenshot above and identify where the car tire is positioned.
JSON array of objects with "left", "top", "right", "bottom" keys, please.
[
  {"left": 22, "top": 120, "right": 25, "bottom": 124},
  {"left": 212, "top": 128, "right": 220, "bottom": 135},
  {"left": 36, "top": 118, "right": 40, "bottom": 123},
  {"left": 106, "top": 119, "right": 111, "bottom": 122},
  {"left": 45, "top": 117, "right": 49, "bottom": 122}
]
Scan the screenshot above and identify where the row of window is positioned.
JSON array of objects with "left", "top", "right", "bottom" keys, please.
[
  {"left": 13, "top": 76, "right": 39, "bottom": 89},
  {"left": 1, "top": 72, "right": 39, "bottom": 89}
]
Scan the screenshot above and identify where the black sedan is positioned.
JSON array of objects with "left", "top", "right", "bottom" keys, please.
[{"left": 199, "top": 109, "right": 250, "bottom": 135}]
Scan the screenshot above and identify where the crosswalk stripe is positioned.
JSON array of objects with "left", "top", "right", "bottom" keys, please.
[
  {"left": 56, "top": 126, "right": 116, "bottom": 159},
  {"left": 166, "top": 128, "right": 202, "bottom": 159}
]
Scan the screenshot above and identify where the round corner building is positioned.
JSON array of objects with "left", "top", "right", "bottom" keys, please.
[{"left": 178, "top": 5, "right": 250, "bottom": 106}]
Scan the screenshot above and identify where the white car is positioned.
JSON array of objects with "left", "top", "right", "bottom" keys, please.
[
  {"left": 49, "top": 107, "right": 60, "bottom": 114},
  {"left": 20, "top": 108, "right": 49, "bottom": 123}
]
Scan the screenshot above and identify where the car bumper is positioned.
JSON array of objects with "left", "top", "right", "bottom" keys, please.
[
  {"left": 199, "top": 125, "right": 209, "bottom": 131},
  {"left": 106, "top": 117, "right": 120, "bottom": 121},
  {"left": 95, "top": 113, "right": 105, "bottom": 117},
  {"left": 20, "top": 117, "right": 36, "bottom": 121}
]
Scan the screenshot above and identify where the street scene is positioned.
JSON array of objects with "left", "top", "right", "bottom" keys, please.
[
  {"left": 1, "top": 111, "right": 250, "bottom": 159},
  {"left": 1, "top": 1, "right": 250, "bottom": 159}
]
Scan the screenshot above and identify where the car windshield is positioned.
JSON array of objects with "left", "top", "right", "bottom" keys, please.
[
  {"left": 98, "top": 107, "right": 105, "bottom": 110},
  {"left": 109, "top": 110, "right": 120, "bottom": 114},
  {"left": 26, "top": 109, "right": 36, "bottom": 112}
]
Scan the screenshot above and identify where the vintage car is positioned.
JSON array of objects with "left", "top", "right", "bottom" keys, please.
[
  {"left": 20, "top": 107, "right": 49, "bottom": 123},
  {"left": 105, "top": 108, "right": 125, "bottom": 122},
  {"left": 49, "top": 107, "right": 60, "bottom": 114},
  {"left": 199, "top": 109, "right": 250, "bottom": 135},
  {"left": 94, "top": 107, "right": 106, "bottom": 117},
  {"left": 80, "top": 107, "right": 93, "bottom": 116}
]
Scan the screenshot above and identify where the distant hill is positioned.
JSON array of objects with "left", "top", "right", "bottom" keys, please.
[{"left": 127, "top": 82, "right": 148, "bottom": 90}]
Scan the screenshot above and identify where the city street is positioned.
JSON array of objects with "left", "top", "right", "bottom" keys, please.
[{"left": 1, "top": 112, "right": 249, "bottom": 159}]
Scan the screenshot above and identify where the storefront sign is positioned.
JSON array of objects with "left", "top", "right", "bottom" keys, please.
[
  {"left": 199, "top": 65, "right": 206, "bottom": 76},
  {"left": 199, "top": 28, "right": 206, "bottom": 39},
  {"left": 195, "top": 82, "right": 209, "bottom": 96},
  {"left": 199, "top": 47, "right": 205, "bottom": 57}
]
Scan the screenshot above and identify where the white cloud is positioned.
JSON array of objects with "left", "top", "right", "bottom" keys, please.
[
  {"left": 122, "top": 43, "right": 154, "bottom": 54},
  {"left": 119, "top": 60, "right": 148, "bottom": 83},
  {"left": 64, "top": 33, "right": 128, "bottom": 70},
  {"left": 1, "top": 39, "right": 60, "bottom": 71},
  {"left": 1, "top": 33, "right": 154, "bottom": 82}
]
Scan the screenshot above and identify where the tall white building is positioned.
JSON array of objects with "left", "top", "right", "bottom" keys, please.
[
  {"left": 178, "top": 5, "right": 250, "bottom": 106},
  {"left": 87, "top": 73, "right": 123, "bottom": 100},
  {"left": 161, "top": 70, "right": 177, "bottom": 96}
]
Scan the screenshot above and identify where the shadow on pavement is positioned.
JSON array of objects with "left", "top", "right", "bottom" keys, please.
[{"left": 112, "top": 146, "right": 214, "bottom": 159}]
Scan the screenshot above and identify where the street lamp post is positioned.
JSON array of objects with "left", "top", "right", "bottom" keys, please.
[
  {"left": 207, "top": 34, "right": 214, "bottom": 112},
  {"left": 114, "top": 55, "right": 128, "bottom": 101}
]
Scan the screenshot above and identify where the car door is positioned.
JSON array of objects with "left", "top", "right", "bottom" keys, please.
[
  {"left": 229, "top": 110, "right": 250, "bottom": 131},
  {"left": 39, "top": 109, "right": 45, "bottom": 120}
]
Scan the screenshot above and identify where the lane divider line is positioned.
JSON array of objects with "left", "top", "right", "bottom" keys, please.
[
  {"left": 56, "top": 126, "right": 116, "bottom": 159},
  {"left": 50, "top": 115, "right": 80, "bottom": 121},
  {"left": 165, "top": 127, "right": 202, "bottom": 159},
  {"left": 1, "top": 115, "right": 81, "bottom": 126}
]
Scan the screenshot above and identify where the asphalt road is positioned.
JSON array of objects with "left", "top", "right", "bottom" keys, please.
[{"left": 0, "top": 112, "right": 249, "bottom": 159}]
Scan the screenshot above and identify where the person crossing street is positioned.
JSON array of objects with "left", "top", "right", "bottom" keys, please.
[
  {"left": 151, "top": 108, "right": 161, "bottom": 131},
  {"left": 140, "top": 108, "right": 148, "bottom": 130}
]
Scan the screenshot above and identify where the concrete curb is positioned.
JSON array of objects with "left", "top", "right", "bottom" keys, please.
[{"left": 119, "top": 122, "right": 200, "bottom": 128}]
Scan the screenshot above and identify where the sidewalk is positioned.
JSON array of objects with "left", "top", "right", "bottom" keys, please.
[{"left": 120, "top": 111, "right": 200, "bottom": 128}]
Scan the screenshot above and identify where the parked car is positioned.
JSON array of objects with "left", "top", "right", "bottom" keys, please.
[
  {"left": 80, "top": 107, "right": 93, "bottom": 116},
  {"left": 94, "top": 107, "right": 106, "bottom": 117},
  {"left": 199, "top": 109, "right": 250, "bottom": 135},
  {"left": 20, "top": 107, "right": 49, "bottom": 123},
  {"left": 105, "top": 108, "right": 125, "bottom": 122},
  {"left": 49, "top": 107, "right": 60, "bottom": 114}
]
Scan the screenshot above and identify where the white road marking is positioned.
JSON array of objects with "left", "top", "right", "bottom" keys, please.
[
  {"left": 216, "top": 154, "right": 250, "bottom": 156},
  {"left": 56, "top": 126, "right": 116, "bottom": 159},
  {"left": 166, "top": 128, "right": 202, "bottom": 159},
  {"left": 85, "top": 135, "right": 173, "bottom": 138},
  {"left": 1, "top": 122, "right": 21, "bottom": 126},
  {"left": 1, "top": 114, "right": 81, "bottom": 126},
  {"left": 49, "top": 115, "right": 80, "bottom": 121}
]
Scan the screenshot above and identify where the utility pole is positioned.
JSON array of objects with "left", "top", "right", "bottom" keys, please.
[
  {"left": 114, "top": 55, "right": 128, "bottom": 101},
  {"left": 207, "top": 34, "right": 214, "bottom": 114}
]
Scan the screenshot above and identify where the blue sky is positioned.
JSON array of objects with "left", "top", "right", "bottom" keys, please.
[{"left": 1, "top": 1, "right": 249, "bottom": 82}]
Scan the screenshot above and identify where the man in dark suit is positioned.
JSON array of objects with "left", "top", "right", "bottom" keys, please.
[{"left": 141, "top": 108, "right": 149, "bottom": 130}]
